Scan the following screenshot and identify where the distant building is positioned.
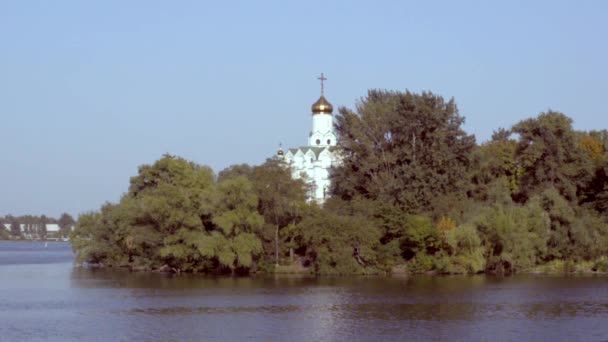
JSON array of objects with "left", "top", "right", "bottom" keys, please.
[
  {"left": 2, "top": 223, "right": 71, "bottom": 238},
  {"left": 278, "top": 74, "right": 341, "bottom": 203}
]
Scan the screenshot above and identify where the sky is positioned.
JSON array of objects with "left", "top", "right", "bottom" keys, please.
[{"left": 1, "top": 0, "right": 607, "bottom": 217}]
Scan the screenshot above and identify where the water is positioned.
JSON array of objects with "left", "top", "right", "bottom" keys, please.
[{"left": 1, "top": 241, "right": 608, "bottom": 341}]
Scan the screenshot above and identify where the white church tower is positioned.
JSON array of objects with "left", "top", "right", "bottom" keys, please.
[
  {"left": 279, "top": 73, "right": 340, "bottom": 203},
  {"left": 308, "top": 73, "right": 337, "bottom": 148}
]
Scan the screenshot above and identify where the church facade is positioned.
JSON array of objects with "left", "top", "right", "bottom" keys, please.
[{"left": 277, "top": 74, "right": 340, "bottom": 203}]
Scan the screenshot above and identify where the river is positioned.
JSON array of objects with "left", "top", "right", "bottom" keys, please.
[{"left": 1, "top": 241, "right": 607, "bottom": 341}]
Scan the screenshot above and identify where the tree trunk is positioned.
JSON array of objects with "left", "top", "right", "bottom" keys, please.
[
  {"left": 353, "top": 246, "right": 366, "bottom": 266},
  {"left": 275, "top": 225, "right": 279, "bottom": 266}
]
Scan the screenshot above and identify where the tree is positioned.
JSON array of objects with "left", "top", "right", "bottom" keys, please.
[
  {"left": 128, "top": 155, "right": 215, "bottom": 271},
  {"left": 217, "top": 160, "right": 308, "bottom": 266},
  {"left": 579, "top": 130, "right": 608, "bottom": 215},
  {"left": 469, "top": 130, "right": 520, "bottom": 201},
  {"left": 332, "top": 90, "right": 476, "bottom": 214},
  {"left": 72, "top": 154, "right": 216, "bottom": 272},
  {"left": 294, "top": 206, "right": 381, "bottom": 275},
  {"left": 250, "top": 159, "right": 307, "bottom": 265},
  {"left": 438, "top": 224, "right": 485, "bottom": 274},
  {"left": 71, "top": 204, "right": 127, "bottom": 265},
  {"left": 196, "top": 176, "right": 264, "bottom": 273},
  {"left": 512, "top": 111, "right": 593, "bottom": 202},
  {"left": 217, "top": 164, "right": 253, "bottom": 183},
  {"left": 58, "top": 213, "right": 75, "bottom": 237},
  {"left": 468, "top": 196, "right": 550, "bottom": 273},
  {"left": 0, "top": 226, "right": 9, "bottom": 240},
  {"left": 38, "top": 215, "right": 48, "bottom": 239},
  {"left": 10, "top": 218, "right": 20, "bottom": 237}
]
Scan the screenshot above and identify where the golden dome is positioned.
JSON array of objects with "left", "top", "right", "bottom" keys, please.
[{"left": 311, "top": 95, "right": 333, "bottom": 114}]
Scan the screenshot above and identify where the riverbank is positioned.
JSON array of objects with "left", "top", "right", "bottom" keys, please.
[
  {"left": 527, "top": 258, "right": 608, "bottom": 275},
  {"left": 75, "top": 257, "right": 608, "bottom": 278}
]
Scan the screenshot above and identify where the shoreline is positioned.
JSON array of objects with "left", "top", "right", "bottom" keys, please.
[{"left": 73, "top": 261, "right": 608, "bottom": 278}]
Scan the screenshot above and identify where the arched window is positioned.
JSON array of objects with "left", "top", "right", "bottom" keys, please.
[
  {"left": 316, "top": 139, "right": 320, "bottom": 145},
  {"left": 327, "top": 139, "right": 331, "bottom": 145}
]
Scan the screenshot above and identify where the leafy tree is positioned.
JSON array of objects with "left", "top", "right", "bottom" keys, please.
[
  {"left": 580, "top": 133, "right": 605, "bottom": 164},
  {"left": 38, "top": 215, "right": 48, "bottom": 239},
  {"left": 0, "top": 220, "right": 9, "bottom": 240},
  {"left": 71, "top": 204, "right": 128, "bottom": 265},
  {"left": 217, "top": 163, "right": 253, "bottom": 183},
  {"left": 294, "top": 206, "right": 381, "bottom": 275},
  {"left": 58, "top": 213, "right": 75, "bottom": 236},
  {"left": 588, "top": 161, "right": 608, "bottom": 215},
  {"left": 0, "top": 230, "right": 8, "bottom": 240},
  {"left": 470, "top": 198, "right": 550, "bottom": 273},
  {"left": 10, "top": 218, "right": 21, "bottom": 237},
  {"left": 469, "top": 130, "right": 520, "bottom": 200},
  {"left": 72, "top": 155, "right": 216, "bottom": 272},
  {"left": 534, "top": 187, "right": 608, "bottom": 261},
  {"left": 196, "top": 176, "right": 264, "bottom": 273},
  {"left": 439, "top": 224, "right": 485, "bottom": 274},
  {"left": 332, "top": 90, "right": 475, "bottom": 213},
  {"left": 579, "top": 131, "right": 608, "bottom": 215},
  {"left": 512, "top": 111, "right": 593, "bottom": 202},
  {"left": 250, "top": 159, "right": 307, "bottom": 264},
  {"left": 127, "top": 155, "right": 215, "bottom": 271}
]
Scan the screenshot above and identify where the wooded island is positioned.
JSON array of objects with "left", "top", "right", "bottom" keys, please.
[{"left": 71, "top": 90, "right": 608, "bottom": 276}]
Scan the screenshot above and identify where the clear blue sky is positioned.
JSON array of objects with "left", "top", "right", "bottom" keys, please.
[{"left": 1, "top": 0, "right": 607, "bottom": 217}]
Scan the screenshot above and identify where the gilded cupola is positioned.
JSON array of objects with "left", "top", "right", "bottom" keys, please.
[
  {"left": 311, "top": 96, "right": 333, "bottom": 114},
  {"left": 311, "top": 73, "right": 333, "bottom": 115}
]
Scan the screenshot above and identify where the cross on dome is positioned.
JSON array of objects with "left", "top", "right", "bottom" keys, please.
[
  {"left": 318, "top": 73, "right": 327, "bottom": 95},
  {"left": 311, "top": 73, "right": 333, "bottom": 114}
]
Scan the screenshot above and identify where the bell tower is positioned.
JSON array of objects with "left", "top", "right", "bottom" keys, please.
[{"left": 309, "top": 73, "right": 337, "bottom": 147}]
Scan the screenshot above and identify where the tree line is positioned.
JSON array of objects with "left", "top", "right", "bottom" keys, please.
[
  {"left": 0, "top": 213, "right": 75, "bottom": 239},
  {"left": 71, "top": 89, "right": 608, "bottom": 275}
]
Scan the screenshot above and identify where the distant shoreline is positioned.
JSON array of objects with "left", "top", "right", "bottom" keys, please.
[{"left": 0, "top": 239, "right": 70, "bottom": 243}]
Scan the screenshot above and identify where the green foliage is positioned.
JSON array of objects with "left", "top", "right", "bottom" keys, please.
[
  {"left": 465, "top": 198, "right": 550, "bottom": 273},
  {"left": 440, "top": 225, "right": 485, "bottom": 274},
  {"left": 38, "top": 215, "right": 47, "bottom": 239},
  {"left": 71, "top": 205, "right": 126, "bottom": 265},
  {"left": 408, "top": 253, "right": 435, "bottom": 273},
  {"left": 512, "top": 111, "right": 593, "bottom": 202},
  {"left": 204, "top": 176, "right": 265, "bottom": 271},
  {"left": 217, "top": 160, "right": 308, "bottom": 265},
  {"left": 58, "top": 213, "right": 75, "bottom": 237},
  {"left": 216, "top": 164, "right": 253, "bottom": 183},
  {"left": 469, "top": 134, "right": 521, "bottom": 200},
  {"left": 294, "top": 206, "right": 381, "bottom": 275},
  {"left": 72, "top": 155, "right": 217, "bottom": 272},
  {"left": 332, "top": 90, "right": 475, "bottom": 213},
  {"left": 70, "top": 91, "right": 608, "bottom": 277},
  {"left": 10, "top": 219, "right": 21, "bottom": 237},
  {"left": 532, "top": 259, "right": 597, "bottom": 274},
  {"left": 0, "top": 226, "right": 10, "bottom": 240},
  {"left": 397, "top": 215, "right": 439, "bottom": 260},
  {"left": 534, "top": 188, "right": 608, "bottom": 261},
  {"left": 593, "top": 258, "right": 608, "bottom": 273},
  {"left": 580, "top": 131, "right": 608, "bottom": 216}
]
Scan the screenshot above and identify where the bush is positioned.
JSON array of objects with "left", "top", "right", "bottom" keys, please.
[
  {"left": 408, "top": 253, "right": 435, "bottom": 273},
  {"left": 593, "top": 258, "right": 608, "bottom": 272}
]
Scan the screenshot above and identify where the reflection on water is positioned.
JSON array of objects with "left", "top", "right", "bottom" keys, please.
[{"left": 1, "top": 242, "right": 608, "bottom": 341}]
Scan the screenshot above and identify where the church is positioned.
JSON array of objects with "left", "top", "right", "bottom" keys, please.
[{"left": 277, "top": 74, "right": 340, "bottom": 203}]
